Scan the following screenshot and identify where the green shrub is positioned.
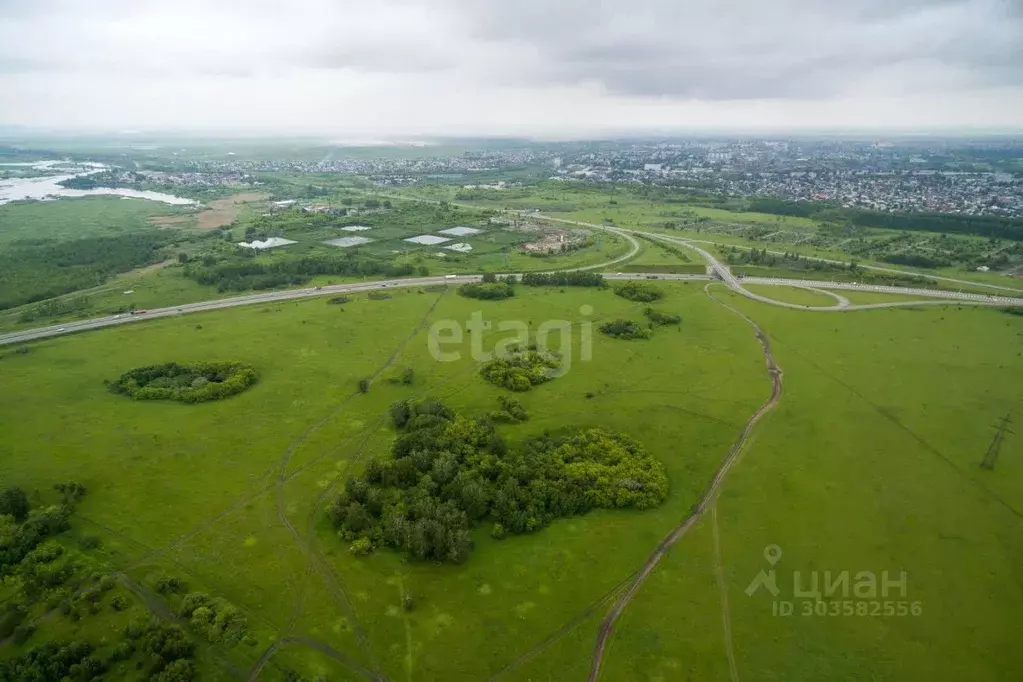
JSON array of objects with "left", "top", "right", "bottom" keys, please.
[
  {"left": 480, "top": 350, "right": 561, "bottom": 392},
  {"left": 644, "top": 307, "right": 681, "bottom": 326},
  {"left": 349, "top": 537, "right": 372, "bottom": 556},
  {"left": 613, "top": 281, "right": 664, "bottom": 302},
  {"left": 490, "top": 396, "right": 529, "bottom": 423},
  {"left": 599, "top": 319, "right": 652, "bottom": 340}
]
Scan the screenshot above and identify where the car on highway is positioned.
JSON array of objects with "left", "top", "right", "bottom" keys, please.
[{"left": 56, "top": 327, "right": 66, "bottom": 332}]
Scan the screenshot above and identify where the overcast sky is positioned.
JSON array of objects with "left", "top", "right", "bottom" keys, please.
[{"left": 1, "top": 0, "right": 1021, "bottom": 137}]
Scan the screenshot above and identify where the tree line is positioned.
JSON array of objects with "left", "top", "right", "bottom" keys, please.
[
  {"left": 458, "top": 273, "right": 517, "bottom": 300},
  {"left": 520, "top": 271, "right": 606, "bottom": 288},
  {"left": 185, "top": 253, "right": 424, "bottom": 293}
]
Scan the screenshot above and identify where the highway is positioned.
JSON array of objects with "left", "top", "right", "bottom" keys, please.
[{"left": 4, "top": 268, "right": 1023, "bottom": 347}]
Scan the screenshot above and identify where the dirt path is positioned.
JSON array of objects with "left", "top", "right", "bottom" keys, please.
[
  {"left": 712, "top": 504, "right": 740, "bottom": 682},
  {"left": 587, "top": 284, "right": 782, "bottom": 682},
  {"left": 252, "top": 289, "right": 448, "bottom": 682}
]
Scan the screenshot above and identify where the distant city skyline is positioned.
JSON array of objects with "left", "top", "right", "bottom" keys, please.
[{"left": 1, "top": 0, "right": 1022, "bottom": 135}]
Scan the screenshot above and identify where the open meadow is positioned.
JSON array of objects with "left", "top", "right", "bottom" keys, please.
[{"left": 2, "top": 277, "right": 1022, "bottom": 680}]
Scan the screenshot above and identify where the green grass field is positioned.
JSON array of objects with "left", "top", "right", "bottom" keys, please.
[
  {"left": 0, "top": 196, "right": 194, "bottom": 245},
  {"left": 821, "top": 289, "right": 955, "bottom": 305},
  {"left": 3, "top": 279, "right": 1022, "bottom": 680},
  {"left": 741, "top": 284, "right": 841, "bottom": 307}
]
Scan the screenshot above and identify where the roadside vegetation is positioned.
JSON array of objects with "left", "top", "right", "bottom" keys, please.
[{"left": 458, "top": 273, "right": 516, "bottom": 300}]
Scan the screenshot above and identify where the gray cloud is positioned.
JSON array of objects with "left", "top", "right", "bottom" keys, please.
[
  {"left": 453, "top": 0, "right": 1023, "bottom": 98},
  {"left": 0, "top": 0, "right": 1020, "bottom": 133}
]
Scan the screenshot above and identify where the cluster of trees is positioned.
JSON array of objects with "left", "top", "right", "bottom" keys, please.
[
  {"left": 329, "top": 399, "right": 668, "bottom": 563},
  {"left": 613, "top": 281, "right": 664, "bottom": 302},
  {"left": 480, "top": 349, "right": 561, "bottom": 392},
  {"left": 0, "top": 484, "right": 171, "bottom": 681},
  {"left": 0, "top": 487, "right": 29, "bottom": 521},
  {"left": 1, "top": 501, "right": 72, "bottom": 577},
  {"left": 124, "top": 619, "right": 197, "bottom": 681},
  {"left": 185, "top": 254, "right": 422, "bottom": 293},
  {"left": 0, "top": 231, "right": 178, "bottom": 310},
  {"left": 644, "top": 308, "right": 681, "bottom": 326},
  {"left": 490, "top": 396, "right": 529, "bottom": 423},
  {"left": 599, "top": 319, "right": 652, "bottom": 340},
  {"left": 178, "top": 593, "right": 248, "bottom": 646},
  {"left": 0, "top": 640, "right": 106, "bottom": 681},
  {"left": 108, "top": 362, "right": 258, "bottom": 403},
  {"left": 459, "top": 273, "right": 517, "bottom": 300},
  {"left": 520, "top": 271, "right": 606, "bottom": 287},
  {"left": 4, "top": 617, "right": 198, "bottom": 681}
]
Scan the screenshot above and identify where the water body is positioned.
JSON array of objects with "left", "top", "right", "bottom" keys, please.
[{"left": 0, "top": 160, "right": 194, "bottom": 206}]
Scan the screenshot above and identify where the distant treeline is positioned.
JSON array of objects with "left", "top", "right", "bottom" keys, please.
[
  {"left": 577, "top": 181, "right": 1023, "bottom": 242},
  {"left": 744, "top": 197, "right": 1023, "bottom": 242},
  {"left": 56, "top": 171, "right": 130, "bottom": 190},
  {"left": 0, "top": 231, "right": 178, "bottom": 310},
  {"left": 184, "top": 254, "right": 424, "bottom": 292}
]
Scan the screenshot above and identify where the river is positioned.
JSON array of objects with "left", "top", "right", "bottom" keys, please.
[{"left": 0, "top": 160, "right": 195, "bottom": 206}]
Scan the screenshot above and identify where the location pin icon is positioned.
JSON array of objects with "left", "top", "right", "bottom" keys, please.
[{"left": 764, "top": 544, "right": 782, "bottom": 566}]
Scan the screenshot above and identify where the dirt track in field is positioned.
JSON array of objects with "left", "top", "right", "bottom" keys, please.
[{"left": 587, "top": 284, "right": 782, "bottom": 682}]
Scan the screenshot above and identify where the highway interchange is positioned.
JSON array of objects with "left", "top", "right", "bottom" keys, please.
[{"left": 3, "top": 247, "right": 1022, "bottom": 347}]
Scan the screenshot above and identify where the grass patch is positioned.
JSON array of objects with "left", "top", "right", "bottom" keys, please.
[{"left": 742, "top": 284, "right": 841, "bottom": 307}]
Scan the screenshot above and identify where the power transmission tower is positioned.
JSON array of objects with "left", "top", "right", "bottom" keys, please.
[{"left": 981, "top": 414, "right": 1013, "bottom": 470}]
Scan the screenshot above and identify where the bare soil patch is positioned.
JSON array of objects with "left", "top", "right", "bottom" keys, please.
[
  {"left": 197, "top": 192, "right": 268, "bottom": 230},
  {"left": 148, "top": 215, "right": 191, "bottom": 226}
]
